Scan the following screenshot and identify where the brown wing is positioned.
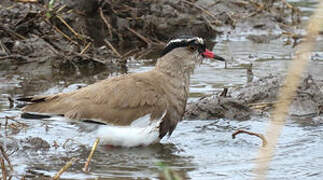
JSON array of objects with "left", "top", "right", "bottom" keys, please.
[{"left": 22, "top": 71, "right": 168, "bottom": 126}]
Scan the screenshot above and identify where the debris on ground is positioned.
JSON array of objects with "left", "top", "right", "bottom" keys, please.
[
  {"left": 0, "top": 0, "right": 301, "bottom": 84},
  {"left": 185, "top": 74, "right": 323, "bottom": 122}
]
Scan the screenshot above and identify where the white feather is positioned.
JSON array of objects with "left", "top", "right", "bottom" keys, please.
[
  {"left": 96, "top": 111, "right": 167, "bottom": 147},
  {"left": 167, "top": 37, "right": 204, "bottom": 46}
]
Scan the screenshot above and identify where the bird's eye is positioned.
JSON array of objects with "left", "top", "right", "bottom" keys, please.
[{"left": 188, "top": 46, "right": 197, "bottom": 51}]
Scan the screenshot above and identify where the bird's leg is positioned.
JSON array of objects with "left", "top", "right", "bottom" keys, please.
[{"left": 103, "top": 144, "right": 115, "bottom": 150}]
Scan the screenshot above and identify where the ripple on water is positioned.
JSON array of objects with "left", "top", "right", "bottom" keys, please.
[{"left": 1, "top": 88, "right": 323, "bottom": 179}]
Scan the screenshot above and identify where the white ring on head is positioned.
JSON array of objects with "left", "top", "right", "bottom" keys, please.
[
  {"left": 166, "top": 37, "right": 204, "bottom": 46},
  {"left": 195, "top": 37, "right": 204, "bottom": 44}
]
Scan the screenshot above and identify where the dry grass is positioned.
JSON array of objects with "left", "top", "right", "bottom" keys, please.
[{"left": 253, "top": 1, "right": 323, "bottom": 179}]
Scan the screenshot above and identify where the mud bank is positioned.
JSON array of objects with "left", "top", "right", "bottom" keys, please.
[
  {"left": 0, "top": 0, "right": 300, "bottom": 85},
  {"left": 185, "top": 74, "right": 323, "bottom": 123}
]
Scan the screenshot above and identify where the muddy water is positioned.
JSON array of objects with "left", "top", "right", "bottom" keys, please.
[{"left": 1, "top": 1, "right": 323, "bottom": 180}]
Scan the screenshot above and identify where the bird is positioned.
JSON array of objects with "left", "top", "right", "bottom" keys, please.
[{"left": 18, "top": 37, "right": 225, "bottom": 147}]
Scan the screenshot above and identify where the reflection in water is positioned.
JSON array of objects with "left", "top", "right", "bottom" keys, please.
[
  {"left": 0, "top": 113, "right": 195, "bottom": 179},
  {"left": 1, "top": 78, "right": 323, "bottom": 179}
]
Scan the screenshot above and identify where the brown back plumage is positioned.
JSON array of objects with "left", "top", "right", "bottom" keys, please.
[{"left": 22, "top": 47, "right": 202, "bottom": 138}]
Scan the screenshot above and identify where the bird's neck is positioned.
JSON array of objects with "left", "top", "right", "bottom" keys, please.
[
  {"left": 155, "top": 48, "right": 196, "bottom": 83},
  {"left": 154, "top": 49, "right": 197, "bottom": 117},
  {"left": 155, "top": 62, "right": 191, "bottom": 81},
  {"left": 155, "top": 61, "right": 191, "bottom": 98}
]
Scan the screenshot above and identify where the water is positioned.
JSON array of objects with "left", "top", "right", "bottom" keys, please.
[{"left": 1, "top": 1, "right": 323, "bottom": 179}]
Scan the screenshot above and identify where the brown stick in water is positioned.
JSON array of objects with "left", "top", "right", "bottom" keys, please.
[
  {"left": 0, "top": 145, "right": 13, "bottom": 171},
  {"left": 0, "top": 157, "right": 7, "bottom": 180},
  {"left": 232, "top": 129, "right": 267, "bottom": 147},
  {"left": 52, "top": 158, "right": 77, "bottom": 180},
  {"left": 104, "top": 40, "right": 121, "bottom": 57},
  {"left": 82, "top": 138, "right": 100, "bottom": 173}
]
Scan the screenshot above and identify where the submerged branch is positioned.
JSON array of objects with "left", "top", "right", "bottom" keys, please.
[
  {"left": 83, "top": 138, "right": 100, "bottom": 173},
  {"left": 0, "top": 157, "right": 7, "bottom": 180},
  {"left": 52, "top": 158, "right": 77, "bottom": 180},
  {"left": 232, "top": 129, "right": 267, "bottom": 147},
  {"left": 0, "top": 145, "right": 13, "bottom": 171}
]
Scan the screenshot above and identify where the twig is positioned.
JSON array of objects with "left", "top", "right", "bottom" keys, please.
[
  {"left": 0, "top": 144, "right": 13, "bottom": 171},
  {"left": 232, "top": 129, "right": 267, "bottom": 147},
  {"left": 52, "top": 25, "right": 78, "bottom": 45},
  {"left": 122, "top": 48, "right": 139, "bottom": 58},
  {"left": 0, "top": 40, "right": 10, "bottom": 55},
  {"left": 151, "top": 37, "right": 166, "bottom": 46},
  {"left": 5, "top": 116, "right": 28, "bottom": 127},
  {"left": 7, "top": 97, "right": 14, "bottom": 108},
  {"left": 181, "top": 0, "right": 218, "bottom": 20},
  {"left": 0, "top": 55, "right": 29, "bottom": 61},
  {"left": 39, "top": 35, "right": 61, "bottom": 55},
  {"left": 254, "top": 1, "right": 323, "bottom": 178},
  {"left": 126, "top": 27, "right": 152, "bottom": 46},
  {"left": 56, "top": 5, "right": 67, "bottom": 14},
  {"left": 52, "top": 158, "right": 77, "bottom": 180},
  {"left": 136, "top": 48, "right": 153, "bottom": 59},
  {"left": 56, "top": 15, "right": 82, "bottom": 40},
  {"left": 219, "top": 88, "right": 228, "bottom": 97},
  {"left": 99, "top": 7, "right": 113, "bottom": 39},
  {"left": 232, "top": 0, "right": 249, "bottom": 6},
  {"left": 248, "top": 101, "right": 276, "bottom": 110},
  {"left": 71, "top": 52, "right": 106, "bottom": 65},
  {"left": 0, "top": 25, "right": 26, "bottom": 40},
  {"left": 42, "top": 35, "right": 104, "bottom": 65},
  {"left": 249, "top": 0, "right": 264, "bottom": 10},
  {"left": 0, "top": 157, "right": 7, "bottom": 180},
  {"left": 82, "top": 138, "right": 100, "bottom": 173},
  {"left": 224, "top": 11, "right": 236, "bottom": 27},
  {"left": 281, "top": 0, "right": 294, "bottom": 9},
  {"left": 104, "top": 40, "right": 121, "bottom": 57},
  {"left": 80, "top": 42, "right": 91, "bottom": 55},
  {"left": 43, "top": 40, "right": 60, "bottom": 55},
  {"left": 202, "top": 16, "right": 221, "bottom": 31}
]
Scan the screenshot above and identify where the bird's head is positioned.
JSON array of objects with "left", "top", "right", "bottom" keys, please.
[
  {"left": 157, "top": 37, "right": 225, "bottom": 76},
  {"left": 161, "top": 37, "right": 225, "bottom": 62}
]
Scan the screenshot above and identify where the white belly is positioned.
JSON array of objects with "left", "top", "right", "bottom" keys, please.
[
  {"left": 95, "top": 113, "right": 164, "bottom": 147},
  {"left": 22, "top": 111, "right": 165, "bottom": 147}
]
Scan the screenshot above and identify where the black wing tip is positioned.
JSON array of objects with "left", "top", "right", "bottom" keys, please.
[
  {"left": 21, "top": 112, "right": 51, "bottom": 119},
  {"left": 16, "top": 97, "right": 32, "bottom": 102},
  {"left": 21, "top": 112, "right": 64, "bottom": 119},
  {"left": 83, "top": 120, "right": 107, "bottom": 125},
  {"left": 16, "top": 96, "right": 46, "bottom": 103}
]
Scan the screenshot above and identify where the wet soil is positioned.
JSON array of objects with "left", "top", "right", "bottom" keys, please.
[
  {"left": 185, "top": 74, "right": 323, "bottom": 121},
  {"left": 1, "top": 0, "right": 301, "bottom": 86}
]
